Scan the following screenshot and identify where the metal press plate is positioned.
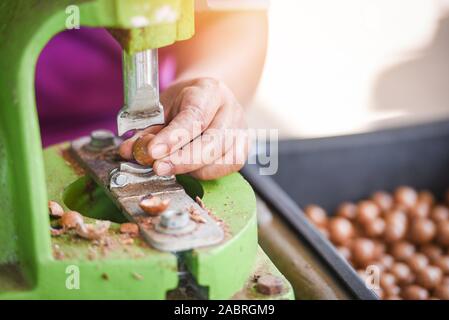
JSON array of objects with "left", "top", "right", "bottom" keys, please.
[{"left": 71, "top": 136, "right": 224, "bottom": 252}]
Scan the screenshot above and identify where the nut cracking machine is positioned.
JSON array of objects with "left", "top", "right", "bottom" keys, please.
[{"left": 0, "top": 0, "right": 293, "bottom": 299}]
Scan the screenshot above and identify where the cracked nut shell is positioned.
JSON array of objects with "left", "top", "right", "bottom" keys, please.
[
  {"left": 139, "top": 195, "right": 170, "bottom": 216},
  {"left": 60, "top": 211, "right": 84, "bottom": 229},
  {"left": 48, "top": 201, "right": 64, "bottom": 218}
]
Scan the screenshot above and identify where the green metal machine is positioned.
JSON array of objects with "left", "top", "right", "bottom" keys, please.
[{"left": 0, "top": 0, "right": 293, "bottom": 299}]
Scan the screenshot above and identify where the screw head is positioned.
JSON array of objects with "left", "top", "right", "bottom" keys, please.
[
  {"left": 89, "top": 130, "right": 114, "bottom": 149},
  {"left": 256, "top": 275, "right": 284, "bottom": 295},
  {"left": 160, "top": 209, "right": 189, "bottom": 230},
  {"left": 112, "top": 173, "right": 128, "bottom": 187}
]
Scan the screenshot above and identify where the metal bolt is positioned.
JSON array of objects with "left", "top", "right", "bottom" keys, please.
[
  {"left": 89, "top": 129, "right": 114, "bottom": 149},
  {"left": 160, "top": 209, "right": 190, "bottom": 230},
  {"left": 112, "top": 172, "right": 128, "bottom": 187},
  {"left": 256, "top": 275, "right": 284, "bottom": 295}
]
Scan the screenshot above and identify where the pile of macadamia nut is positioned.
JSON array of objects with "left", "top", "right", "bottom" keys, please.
[{"left": 304, "top": 186, "right": 449, "bottom": 300}]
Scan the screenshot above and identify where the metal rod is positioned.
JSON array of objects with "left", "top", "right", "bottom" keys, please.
[
  {"left": 123, "top": 49, "right": 159, "bottom": 111},
  {"left": 117, "top": 49, "right": 164, "bottom": 136}
]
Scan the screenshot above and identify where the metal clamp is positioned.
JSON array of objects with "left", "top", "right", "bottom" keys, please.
[{"left": 71, "top": 133, "right": 225, "bottom": 252}]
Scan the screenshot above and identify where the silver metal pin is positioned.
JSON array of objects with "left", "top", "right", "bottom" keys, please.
[{"left": 117, "top": 49, "right": 164, "bottom": 136}]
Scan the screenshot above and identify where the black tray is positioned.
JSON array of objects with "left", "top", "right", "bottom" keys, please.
[{"left": 243, "top": 119, "right": 449, "bottom": 300}]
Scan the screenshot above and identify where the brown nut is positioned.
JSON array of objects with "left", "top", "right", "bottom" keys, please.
[
  {"left": 60, "top": 211, "right": 84, "bottom": 230},
  {"left": 328, "top": 217, "right": 355, "bottom": 245},
  {"left": 256, "top": 275, "right": 284, "bottom": 295},
  {"left": 380, "top": 272, "right": 397, "bottom": 289},
  {"left": 437, "top": 221, "right": 449, "bottom": 246},
  {"left": 48, "top": 201, "right": 64, "bottom": 218},
  {"left": 120, "top": 223, "right": 139, "bottom": 236},
  {"left": 420, "top": 244, "right": 443, "bottom": 263},
  {"left": 409, "top": 202, "right": 430, "bottom": 219},
  {"left": 351, "top": 238, "right": 377, "bottom": 268},
  {"left": 430, "top": 205, "right": 449, "bottom": 223},
  {"left": 390, "top": 262, "right": 414, "bottom": 286},
  {"left": 415, "top": 265, "right": 443, "bottom": 290},
  {"left": 371, "top": 191, "right": 393, "bottom": 212},
  {"left": 336, "top": 202, "right": 357, "bottom": 220},
  {"left": 434, "top": 283, "right": 449, "bottom": 300},
  {"left": 132, "top": 134, "right": 155, "bottom": 166},
  {"left": 364, "top": 218, "right": 386, "bottom": 238},
  {"left": 418, "top": 190, "right": 435, "bottom": 207},
  {"left": 139, "top": 195, "right": 170, "bottom": 216},
  {"left": 409, "top": 218, "right": 436, "bottom": 245},
  {"left": 373, "top": 241, "right": 386, "bottom": 260},
  {"left": 379, "top": 254, "right": 395, "bottom": 270},
  {"left": 435, "top": 255, "right": 449, "bottom": 274},
  {"left": 401, "top": 285, "right": 429, "bottom": 300},
  {"left": 384, "top": 209, "right": 407, "bottom": 243},
  {"left": 356, "top": 200, "right": 380, "bottom": 225},
  {"left": 383, "top": 284, "right": 401, "bottom": 298},
  {"left": 406, "top": 253, "right": 429, "bottom": 273},
  {"left": 390, "top": 241, "right": 416, "bottom": 262},
  {"left": 304, "top": 205, "right": 328, "bottom": 227},
  {"left": 394, "top": 186, "right": 418, "bottom": 209}
]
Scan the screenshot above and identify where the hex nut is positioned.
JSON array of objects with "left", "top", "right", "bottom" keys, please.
[
  {"left": 256, "top": 275, "right": 284, "bottom": 295},
  {"left": 89, "top": 130, "right": 115, "bottom": 149}
]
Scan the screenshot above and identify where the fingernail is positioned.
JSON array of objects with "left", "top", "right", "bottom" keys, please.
[
  {"left": 155, "top": 161, "right": 173, "bottom": 176},
  {"left": 151, "top": 144, "right": 168, "bottom": 159}
]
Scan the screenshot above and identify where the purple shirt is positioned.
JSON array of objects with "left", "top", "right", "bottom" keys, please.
[{"left": 36, "top": 28, "right": 176, "bottom": 146}]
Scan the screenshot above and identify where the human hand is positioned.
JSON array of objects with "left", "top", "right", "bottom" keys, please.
[{"left": 119, "top": 78, "right": 249, "bottom": 180}]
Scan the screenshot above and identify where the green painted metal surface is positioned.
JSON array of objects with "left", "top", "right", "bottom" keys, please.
[
  {"left": 0, "top": 0, "right": 193, "bottom": 271},
  {"left": 0, "top": 141, "right": 258, "bottom": 298}
]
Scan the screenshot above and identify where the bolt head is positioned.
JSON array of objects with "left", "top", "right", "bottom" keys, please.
[
  {"left": 160, "top": 209, "right": 189, "bottom": 229},
  {"left": 113, "top": 173, "right": 128, "bottom": 187},
  {"left": 89, "top": 130, "right": 114, "bottom": 149},
  {"left": 256, "top": 275, "right": 284, "bottom": 295}
]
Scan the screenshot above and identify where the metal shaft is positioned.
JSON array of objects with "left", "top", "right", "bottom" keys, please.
[{"left": 117, "top": 49, "right": 164, "bottom": 136}]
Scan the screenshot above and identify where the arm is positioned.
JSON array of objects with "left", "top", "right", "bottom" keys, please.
[
  {"left": 120, "top": 11, "right": 268, "bottom": 180},
  {"left": 168, "top": 10, "right": 268, "bottom": 105}
]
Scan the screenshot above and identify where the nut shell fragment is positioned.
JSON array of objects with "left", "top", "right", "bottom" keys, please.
[
  {"left": 60, "top": 211, "right": 84, "bottom": 230},
  {"left": 50, "top": 227, "right": 65, "bottom": 236},
  {"left": 139, "top": 195, "right": 170, "bottom": 216},
  {"left": 48, "top": 201, "right": 64, "bottom": 218},
  {"left": 120, "top": 223, "right": 139, "bottom": 236},
  {"left": 76, "top": 221, "right": 111, "bottom": 240}
]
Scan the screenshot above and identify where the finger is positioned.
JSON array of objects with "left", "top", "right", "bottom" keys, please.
[
  {"left": 152, "top": 105, "right": 245, "bottom": 176},
  {"left": 118, "top": 125, "right": 162, "bottom": 160},
  {"left": 189, "top": 130, "right": 250, "bottom": 180},
  {"left": 189, "top": 152, "right": 246, "bottom": 181},
  {"left": 147, "top": 83, "right": 224, "bottom": 162}
]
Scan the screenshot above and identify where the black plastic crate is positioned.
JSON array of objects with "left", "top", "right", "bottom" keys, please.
[{"left": 243, "top": 119, "right": 449, "bottom": 300}]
